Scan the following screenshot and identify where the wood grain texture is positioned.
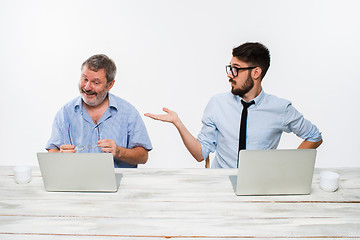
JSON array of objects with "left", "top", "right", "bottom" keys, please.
[{"left": 0, "top": 167, "right": 359, "bottom": 239}]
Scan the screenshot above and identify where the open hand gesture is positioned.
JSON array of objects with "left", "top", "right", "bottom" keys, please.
[{"left": 144, "top": 107, "right": 180, "bottom": 125}]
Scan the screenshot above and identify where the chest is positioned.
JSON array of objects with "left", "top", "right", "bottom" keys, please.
[
  {"left": 215, "top": 106, "right": 284, "bottom": 138},
  {"left": 85, "top": 107, "right": 108, "bottom": 125},
  {"left": 69, "top": 111, "right": 130, "bottom": 148},
  {"left": 87, "top": 111, "right": 104, "bottom": 125}
]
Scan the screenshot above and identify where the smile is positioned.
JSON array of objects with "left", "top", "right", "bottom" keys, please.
[{"left": 82, "top": 88, "right": 97, "bottom": 96}]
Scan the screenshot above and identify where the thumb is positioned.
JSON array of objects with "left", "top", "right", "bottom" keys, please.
[{"left": 163, "top": 107, "right": 171, "bottom": 113}]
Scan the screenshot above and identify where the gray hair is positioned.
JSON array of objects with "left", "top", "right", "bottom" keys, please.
[{"left": 81, "top": 54, "right": 117, "bottom": 84}]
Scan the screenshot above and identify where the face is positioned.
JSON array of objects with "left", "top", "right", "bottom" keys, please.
[
  {"left": 227, "top": 57, "right": 255, "bottom": 97},
  {"left": 78, "top": 65, "right": 113, "bottom": 107}
]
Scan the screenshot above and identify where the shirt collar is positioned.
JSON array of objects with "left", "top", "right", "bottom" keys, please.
[
  {"left": 108, "top": 93, "right": 118, "bottom": 113},
  {"left": 74, "top": 97, "right": 82, "bottom": 113},
  {"left": 252, "top": 89, "right": 265, "bottom": 106},
  {"left": 233, "top": 88, "right": 265, "bottom": 106}
]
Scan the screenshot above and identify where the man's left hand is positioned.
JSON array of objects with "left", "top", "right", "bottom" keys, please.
[{"left": 97, "top": 139, "right": 119, "bottom": 158}]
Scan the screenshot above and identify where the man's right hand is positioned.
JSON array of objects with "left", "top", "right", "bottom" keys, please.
[
  {"left": 144, "top": 107, "right": 204, "bottom": 162},
  {"left": 59, "top": 145, "right": 76, "bottom": 153},
  {"left": 144, "top": 107, "right": 180, "bottom": 126}
]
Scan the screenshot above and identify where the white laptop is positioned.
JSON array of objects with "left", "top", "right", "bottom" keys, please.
[
  {"left": 235, "top": 149, "right": 316, "bottom": 195},
  {"left": 37, "top": 152, "right": 121, "bottom": 192}
]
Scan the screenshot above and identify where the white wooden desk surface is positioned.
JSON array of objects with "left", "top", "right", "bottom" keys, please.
[{"left": 0, "top": 167, "right": 359, "bottom": 240}]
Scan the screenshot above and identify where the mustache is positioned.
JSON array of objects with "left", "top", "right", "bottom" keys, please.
[
  {"left": 81, "top": 88, "right": 96, "bottom": 95},
  {"left": 229, "top": 78, "right": 235, "bottom": 84}
]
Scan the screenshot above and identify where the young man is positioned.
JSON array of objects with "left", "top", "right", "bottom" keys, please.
[
  {"left": 145, "top": 42, "right": 322, "bottom": 168},
  {"left": 46, "top": 54, "right": 152, "bottom": 168}
]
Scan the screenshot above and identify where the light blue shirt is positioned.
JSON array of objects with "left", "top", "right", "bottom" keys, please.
[
  {"left": 46, "top": 93, "right": 152, "bottom": 168},
  {"left": 197, "top": 90, "right": 322, "bottom": 168}
]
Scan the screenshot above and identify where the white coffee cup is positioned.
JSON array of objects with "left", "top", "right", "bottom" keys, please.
[
  {"left": 13, "top": 166, "right": 32, "bottom": 184},
  {"left": 320, "top": 171, "right": 339, "bottom": 192}
]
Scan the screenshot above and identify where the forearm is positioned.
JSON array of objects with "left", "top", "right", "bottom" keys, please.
[
  {"left": 114, "top": 146, "right": 149, "bottom": 165},
  {"left": 48, "top": 144, "right": 75, "bottom": 153},
  {"left": 48, "top": 148, "right": 60, "bottom": 153},
  {"left": 297, "top": 139, "right": 323, "bottom": 149},
  {"left": 173, "top": 119, "right": 203, "bottom": 162}
]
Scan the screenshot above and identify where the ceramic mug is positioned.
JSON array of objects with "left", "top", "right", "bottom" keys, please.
[
  {"left": 13, "top": 166, "right": 32, "bottom": 184},
  {"left": 320, "top": 171, "right": 339, "bottom": 192}
]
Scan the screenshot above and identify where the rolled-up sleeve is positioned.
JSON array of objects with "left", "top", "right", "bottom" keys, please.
[
  {"left": 283, "top": 103, "right": 322, "bottom": 142},
  {"left": 128, "top": 110, "right": 153, "bottom": 151},
  {"left": 45, "top": 110, "right": 65, "bottom": 150},
  {"left": 197, "top": 98, "right": 218, "bottom": 160}
]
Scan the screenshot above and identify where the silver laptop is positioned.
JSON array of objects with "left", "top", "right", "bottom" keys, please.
[
  {"left": 37, "top": 152, "right": 121, "bottom": 192},
  {"left": 235, "top": 149, "right": 316, "bottom": 195}
]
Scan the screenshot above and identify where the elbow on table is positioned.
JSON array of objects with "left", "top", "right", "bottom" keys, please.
[
  {"left": 138, "top": 151, "right": 149, "bottom": 165},
  {"left": 194, "top": 155, "right": 204, "bottom": 163},
  {"left": 316, "top": 139, "right": 323, "bottom": 148}
]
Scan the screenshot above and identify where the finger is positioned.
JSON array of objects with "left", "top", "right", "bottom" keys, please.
[
  {"left": 97, "top": 139, "right": 113, "bottom": 144},
  {"left": 101, "top": 147, "right": 113, "bottom": 154},
  {"left": 145, "top": 113, "right": 163, "bottom": 120},
  {"left": 60, "top": 149, "right": 76, "bottom": 153},
  {"left": 162, "top": 107, "right": 171, "bottom": 113},
  {"left": 61, "top": 145, "right": 75, "bottom": 150},
  {"left": 98, "top": 140, "right": 116, "bottom": 153},
  {"left": 97, "top": 143, "right": 106, "bottom": 148},
  {"left": 144, "top": 113, "right": 155, "bottom": 118}
]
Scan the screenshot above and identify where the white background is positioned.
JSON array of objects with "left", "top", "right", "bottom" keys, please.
[{"left": 0, "top": 0, "right": 359, "bottom": 168}]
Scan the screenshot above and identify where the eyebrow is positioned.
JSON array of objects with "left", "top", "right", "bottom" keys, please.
[
  {"left": 230, "top": 63, "right": 242, "bottom": 67},
  {"left": 82, "top": 74, "right": 100, "bottom": 81}
]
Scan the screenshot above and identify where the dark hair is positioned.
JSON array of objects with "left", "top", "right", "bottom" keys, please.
[
  {"left": 81, "top": 54, "right": 117, "bottom": 84},
  {"left": 232, "top": 42, "right": 270, "bottom": 80}
]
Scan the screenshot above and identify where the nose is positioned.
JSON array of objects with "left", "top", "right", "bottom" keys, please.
[
  {"left": 227, "top": 71, "right": 233, "bottom": 79},
  {"left": 84, "top": 81, "right": 92, "bottom": 90}
]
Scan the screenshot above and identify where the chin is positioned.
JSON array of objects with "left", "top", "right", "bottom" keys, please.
[
  {"left": 81, "top": 96, "right": 98, "bottom": 106},
  {"left": 231, "top": 88, "right": 246, "bottom": 97},
  {"left": 85, "top": 102, "right": 99, "bottom": 107}
]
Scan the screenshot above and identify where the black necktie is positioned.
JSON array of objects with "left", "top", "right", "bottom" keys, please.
[{"left": 238, "top": 100, "right": 255, "bottom": 166}]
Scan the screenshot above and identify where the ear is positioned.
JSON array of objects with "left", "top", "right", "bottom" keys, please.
[
  {"left": 252, "top": 67, "right": 262, "bottom": 80},
  {"left": 107, "top": 80, "right": 115, "bottom": 91}
]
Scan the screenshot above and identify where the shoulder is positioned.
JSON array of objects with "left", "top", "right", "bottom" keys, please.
[
  {"left": 56, "top": 96, "right": 81, "bottom": 116},
  {"left": 209, "top": 92, "right": 237, "bottom": 105},
  {"left": 63, "top": 96, "right": 82, "bottom": 109},
  {"left": 202, "top": 92, "right": 238, "bottom": 118},
  {"left": 260, "top": 91, "right": 292, "bottom": 107},
  {"left": 50, "top": 96, "right": 80, "bottom": 125},
  {"left": 211, "top": 92, "right": 234, "bottom": 100},
  {"left": 109, "top": 93, "right": 139, "bottom": 114}
]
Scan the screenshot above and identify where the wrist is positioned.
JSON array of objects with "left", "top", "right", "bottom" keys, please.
[
  {"left": 173, "top": 118, "right": 183, "bottom": 129},
  {"left": 115, "top": 146, "right": 122, "bottom": 159}
]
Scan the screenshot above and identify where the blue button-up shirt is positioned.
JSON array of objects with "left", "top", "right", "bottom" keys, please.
[
  {"left": 197, "top": 90, "right": 322, "bottom": 168},
  {"left": 46, "top": 93, "right": 152, "bottom": 168}
]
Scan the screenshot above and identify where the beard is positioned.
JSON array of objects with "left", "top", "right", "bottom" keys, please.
[
  {"left": 230, "top": 72, "right": 254, "bottom": 97},
  {"left": 79, "top": 87, "right": 109, "bottom": 107}
]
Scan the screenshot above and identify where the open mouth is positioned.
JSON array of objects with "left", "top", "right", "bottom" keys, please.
[{"left": 81, "top": 88, "right": 96, "bottom": 96}]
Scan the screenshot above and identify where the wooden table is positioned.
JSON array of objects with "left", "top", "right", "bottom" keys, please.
[{"left": 0, "top": 167, "right": 359, "bottom": 239}]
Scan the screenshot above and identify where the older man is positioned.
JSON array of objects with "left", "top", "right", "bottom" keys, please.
[{"left": 47, "top": 54, "right": 152, "bottom": 168}]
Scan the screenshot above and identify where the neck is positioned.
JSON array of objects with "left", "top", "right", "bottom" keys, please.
[
  {"left": 242, "top": 86, "right": 262, "bottom": 102},
  {"left": 83, "top": 96, "right": 110, "bottom": 125}
]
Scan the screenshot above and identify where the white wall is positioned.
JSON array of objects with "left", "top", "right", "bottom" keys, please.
[{"left": 0, "top": 0, "right": 359, "bottom": 168}]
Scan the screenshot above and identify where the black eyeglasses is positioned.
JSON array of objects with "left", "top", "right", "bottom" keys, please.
[{"left": 226, "top": 65, "right": 257, "bottom": 77}]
